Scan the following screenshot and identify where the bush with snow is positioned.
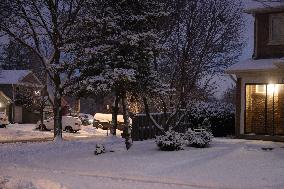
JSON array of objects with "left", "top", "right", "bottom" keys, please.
[
  {"left": 184, "top": 101, "right": 235, "bottom": 137},
  {"left": 155, "top": 130, "right": 184, "bottom": 151},
  {"left": 185, "top": 128, "right": 213, "bottom": 148},
  {"left": 94, "top": 144, "right": 106, "bottom": 155}
]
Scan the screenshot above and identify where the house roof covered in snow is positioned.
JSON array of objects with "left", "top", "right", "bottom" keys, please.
[
  {"left": 226, "top": 58, "right": 284, "bottom": 74},
  {"left": 0, "top": 70, "right": 42, "bottom": 86},
  {"left": 0, "top": 70, "right": 31, "bottom": 84},
  {"left": 245, "top": 4, "right": 284, "bottom": 14}
]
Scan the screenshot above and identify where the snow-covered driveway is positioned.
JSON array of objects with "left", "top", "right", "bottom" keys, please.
[
  {"left": 1, "top": 138, "right": 284, "bottom": 189},
  {"left": 0, "top": 124, "right": 113, "bottom": 143}
]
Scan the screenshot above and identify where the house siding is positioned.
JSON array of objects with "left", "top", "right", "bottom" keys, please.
[
  {"left": 235, "top": 78, "right": 242, "bottom": 137},
  {"left": 255, "top": 13, "right": 284, "bottom": 59}
]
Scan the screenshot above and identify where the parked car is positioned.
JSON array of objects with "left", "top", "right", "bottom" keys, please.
[
  {"left": 36, "top": 116, "right": 82, "bottom": 133},
  {"left": 93, "top": 113, "right": 131, "bottom": 130},
  {"left": 79, "top": 113, "right": 94, "bottom": 126},
  {"left": 0, "top": 112, "right": 9, "bottom": 128}
]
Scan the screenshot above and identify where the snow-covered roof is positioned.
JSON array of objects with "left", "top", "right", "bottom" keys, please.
[
  {"left": 0, "top": 70, "right": 32, "bottom": 84},
  {"left": 226, "top": 58, "right": 284, "bottom": 74},
  {"left": 245, "top": 4, "right": 284, "bottom": 14}
]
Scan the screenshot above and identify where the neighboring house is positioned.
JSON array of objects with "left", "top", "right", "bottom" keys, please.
[
  {"left": 0, "top": 91, "right": 11, "bottom": 114},
  {"left": 227, "top": 5, "right": 284, "bottom": 141},
  {"left": 0, "top": 70, "right": 43, "bottom": 123}
]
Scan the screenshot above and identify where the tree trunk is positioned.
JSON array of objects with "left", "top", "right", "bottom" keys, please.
[
  {"left": 160, "top": 96, "right": 168, "bottom": 130},
  {"left": 54, "top": 91, "right": 63, "bottom": 141},
  {"left": 111, "top": 93, "right": 120, "bottom": 136},
  {"left": 121, "top": 92, "right": 132, "bottom": 150},
  {"left": 143, "top": 97, "right": 165, "bottom": 133},
  {"left": 143, "top": 97, "right": 150, "bottom": 121},
  {"left": 40, "top": 85, "right": 46, "bottom": 131},
  {"left": 40, "top": 101, "right": 44, "bottom": 131},
  {"left": 77, "top": 98, "right": 80, "bottom": 116}
]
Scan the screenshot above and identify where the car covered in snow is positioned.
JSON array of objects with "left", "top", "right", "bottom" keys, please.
[
  {"left": 79, "top": 113, "right": 94, "bottom": 126},
  {"left": 0, "top": 112, "right": 9, "bottom": 128},
  {"left": 36, "top": 116, "right": 82, "bottom": 133},
  {"left": 93, "top": 113, "right": 131, "bottom": 130}
]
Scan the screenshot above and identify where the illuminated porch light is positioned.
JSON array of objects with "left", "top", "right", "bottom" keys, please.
[
  {"left": 267, "top": 84, "right": 278, "bottom": 95},
  {"left": 0, "top": 102, "right": 2, "bottom": 107},
  {"left": 34, "top": 90, "right": 41, "bottom": 96}
]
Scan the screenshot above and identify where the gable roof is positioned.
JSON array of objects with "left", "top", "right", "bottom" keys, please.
[
  {"left": 0, "top": 70, "right": 42, "bottom": 86},
  {"left": 0, "top": 70, "right": 31, "bottom": 84}
]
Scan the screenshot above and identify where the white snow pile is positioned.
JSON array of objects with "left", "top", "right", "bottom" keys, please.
[{"left": 0, "top": 176, "right": 68, "bottom": 189}]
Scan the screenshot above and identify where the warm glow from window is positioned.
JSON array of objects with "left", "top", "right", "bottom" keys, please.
[
  {"left": 255, "top": 84, "right": 279, "bottom": 95},
  {"left": 256, "top": 85, "right": 265, "bottom": 93}
]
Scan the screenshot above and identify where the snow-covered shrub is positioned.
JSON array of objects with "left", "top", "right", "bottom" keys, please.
[
  {"left": 185, "top": 101, "right": 235, "bottom": 137},
  {"left": 185, "top": 128, "right": 213, "bottom": 148},
  {"left": 94, "top": 144, "right": 106, "bottom": 155},
  {"left": 155, "top": 130, "right": 184, "bottom": 151}
]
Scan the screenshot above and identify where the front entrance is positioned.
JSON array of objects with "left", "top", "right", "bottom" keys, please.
[
  {"left": 245, "top": 84, "right": 284, "bottom": 135},
  {"left": 14, "top": 106, "right": 23, "bottom": 123}
]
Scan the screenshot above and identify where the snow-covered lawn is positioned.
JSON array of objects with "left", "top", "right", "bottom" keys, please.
[
  {"left": 1, "top": 137, "right": 284, "bottom": 189},
  {"left": 0, "top": 124, "right": 117, "bottom": 143}
]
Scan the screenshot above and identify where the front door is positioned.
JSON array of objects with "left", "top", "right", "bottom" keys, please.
[{"left": 14, "top": 106, "right": 22, "bottom": 123}]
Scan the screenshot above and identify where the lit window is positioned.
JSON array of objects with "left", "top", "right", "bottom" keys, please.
[
  {"left": 269, "top": 14, "right": 284, "bottom": 45},
  {"left": 256, "top": 85, "right": 266, "bottom": 93}
]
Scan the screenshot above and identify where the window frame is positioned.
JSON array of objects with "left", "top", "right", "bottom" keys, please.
[{"left": 268, "top": 13, "right": 284, "bottom": 45}]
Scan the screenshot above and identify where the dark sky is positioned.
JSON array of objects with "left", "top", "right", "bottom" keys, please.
[{"left": 0, "top": 0, "right": 283, "bottom": 97}]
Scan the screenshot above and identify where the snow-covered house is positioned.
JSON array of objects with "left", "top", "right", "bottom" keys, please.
[
  {"left": 227, "top": 5, "right": 284, "bottom": 141},
  {"left": 0, "top": 70, "right": 43, "bottom": 123}
]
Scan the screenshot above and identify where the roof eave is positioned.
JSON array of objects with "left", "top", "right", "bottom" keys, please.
[
  {"left": 244, "top": 5, "right": 284, "bottom": 14},
  {"left": 226, "top": 69, "right": 281, "bottom": 74}
]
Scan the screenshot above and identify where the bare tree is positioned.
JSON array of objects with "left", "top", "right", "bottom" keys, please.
[
  {"left": 138, "top": 0, "right": 245, "bottom": 132},
  {"left": 159, "top": 0, "right": 244, "bottom": 109},
  {"left": 0, "top": 0, "right": 86, "bottom": 141}
]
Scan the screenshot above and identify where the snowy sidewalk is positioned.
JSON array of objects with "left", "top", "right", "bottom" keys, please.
[{"left": 1, "top": 138, "right": 284, "bottom": 189}]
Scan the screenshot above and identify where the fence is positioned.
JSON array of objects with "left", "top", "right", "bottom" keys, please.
[
  {"left": 132, "top": 113, "right": 166, "bottom": 141},
  {"left": 131, "top": 112, "right": 235, "bottom": 141}
]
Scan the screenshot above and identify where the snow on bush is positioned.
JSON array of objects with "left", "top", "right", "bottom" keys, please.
[
  {"left": 185, "top": 128, "right": 213, "bottom": 148},
  {"left": 94, "top": 144, "right": 106, "bottom": 155},
  {"left": 155, "top": 130, "right": 184, "bottom": 151},
  {"left": 185, "top": 101, "right": 235, "bottom": 137}
]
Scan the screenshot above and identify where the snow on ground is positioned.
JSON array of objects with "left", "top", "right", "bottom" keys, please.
[
  {"left": 0, "top": 124, "right": 53, "bottom": 142},
  {"left": 1, "top": 137, "right": 284, "bottom": 189},
  {"left": 0, "top": 124, "right": 120, "bottom": 142}
]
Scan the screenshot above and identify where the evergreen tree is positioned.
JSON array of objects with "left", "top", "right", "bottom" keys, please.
[{"left": 72, "top": 0, "right": 171, "bottom": 149}]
